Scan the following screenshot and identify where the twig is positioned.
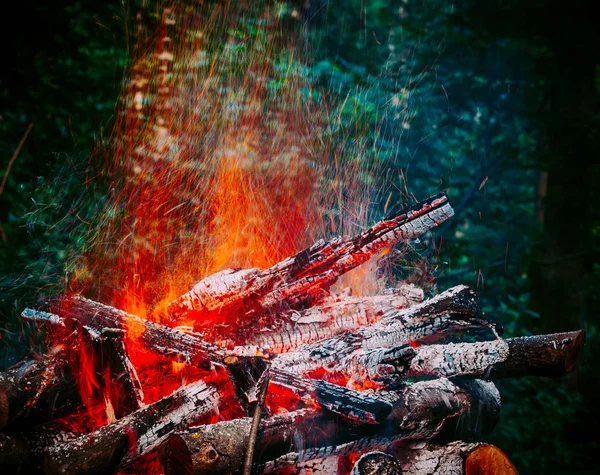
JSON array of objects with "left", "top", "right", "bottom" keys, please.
[
  {"left": 0, "top": 122, "right": 34, "bottom": 197},
  {"left": 243, "top": 363, "right": 270, "bottom": 475}
]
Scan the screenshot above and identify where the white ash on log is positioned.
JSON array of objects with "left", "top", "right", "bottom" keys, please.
[
  {"left": 167, "top": 194, "right": 453, "bottom": 329},
  {"left": 224, "top": 285, "right": 424, "bottom": 354},
  {"left": 23, "top": 298, "right": 394, "bottom": 424},
  {"left": 394, "top": 441, "right": 518, "bottom": 475},
  {"left": 160, "top": 378, "right": 469, "bottom": 475},
  {"left": 42, "top": 379, "right": 219, "bottom": 475}
]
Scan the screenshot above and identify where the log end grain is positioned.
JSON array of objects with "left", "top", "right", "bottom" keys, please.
[
  {"left": 465, "top": 445, "right": 518, "bottom": 475},
  {"left": 350, "top": 451, "right": 403, "bottom": 475}
]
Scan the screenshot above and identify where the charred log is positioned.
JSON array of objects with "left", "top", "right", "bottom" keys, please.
[
  {"left": 408, "top": 330, "right": 585, "bottom": 379},
  {"left": 434, "top": 379, "right": 501, "bottom": 442},
  {"left": 271, "top": 286, "right": 496, "bottom": 383},
  {"left": 167, "top": 194, "right": 453, "bottom": 330},
  {"left": 42, "top": 380, "right": 218, "bottom": 475},
  {"left": 225, "top": 285, "right": 424, "bottom": 354},
  {"left": 23, "top": 298, "right": 394, "bottom": 424},
  {"left": 88, "top": 328, "right": 145, "bottom": 418},
  {"left": 275, "top": 330, "right": 584, "bottom": 384}
]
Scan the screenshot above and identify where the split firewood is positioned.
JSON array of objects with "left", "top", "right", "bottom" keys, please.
[
  {"left": 160, "top": 378, "right": 469, "bottom": 475},
  {"left": 350, "top": 452, "right": 403, "bottom": 475},
  {"left": 0, "top": 354, "right": 78, "bottom": 430},
  {"left": 167, "top": 193, "right": 453, "bottom": 331},
  {"left": 42, "top": 379, "right": 219, "bottom": 475},
  {"left": 22, "top": 298, "right": 394, "bottom": 424},
  {"left": 394, "top": 441, "right": 518, "bottom": 475},
  {"left": 223, "top": 285, "right": 425, "bottom": 354}
]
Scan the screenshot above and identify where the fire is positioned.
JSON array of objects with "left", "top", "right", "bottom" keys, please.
[{"left": 61, "top": 0, "right": 402, "bottom": 441}]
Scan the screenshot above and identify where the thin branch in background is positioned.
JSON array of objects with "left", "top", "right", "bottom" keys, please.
[{"left": 0, "top": 123, "right": 34, "bottom": 197}]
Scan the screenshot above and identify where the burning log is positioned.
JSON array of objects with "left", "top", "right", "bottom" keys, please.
[
  {"left": 225, "top": 285, "right": 425, "bottom": 354},
  {"left": 167, "top": 193, "right": 453, "bottom": 329},
  {"left": 86, "top": 327, "right": 145, "bottom": 418},
  {"left": 160, "top": 378, "right": 469, "bottom": 475},
  {"left": 23, "top": 297, "right": 394, "bottom": 424},
  {"left": 223, "top": 355, "right": 271, "bottom": 415},
  {"left": 42, "top": 379, "right": 219, "bottom": 475},
  {"left": 394, "top": 441, "right": 518, "bottom": 475}
]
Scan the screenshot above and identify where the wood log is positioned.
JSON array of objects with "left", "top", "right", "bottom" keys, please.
[
  {"left": 350, "top": 452, "right": 403, "bottom": 475},
  {"left": 271, "top": 286, "right": 496, "bottom": 384},
  {"left": 224, "top": 285, "right": 425, "bottom": 354},
  {"left": 160, "top": 378, "right": 469, "bottom": 475},
  {"left": 407, "top": 330, "right": 585, "bottom": 379},
  {"left": 42, "top": 379, "right": 218, "bottom": 475},
  {"left": 167, "top": 194, "right": 453, "bottom": 329},
  {"left": 23, "top": 297, "right": 393, "bottom": 424},
  {"left": 394, "top": 441, "right": 518, "bottom": 475}
]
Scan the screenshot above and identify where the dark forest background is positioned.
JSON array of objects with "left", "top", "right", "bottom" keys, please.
[{"left": 1, "top": 1, "right": 599, "bottom": 473}]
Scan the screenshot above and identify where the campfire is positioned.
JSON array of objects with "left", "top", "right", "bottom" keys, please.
[{"left": 0, "top": 193, "right": 585, "bottom": 474}]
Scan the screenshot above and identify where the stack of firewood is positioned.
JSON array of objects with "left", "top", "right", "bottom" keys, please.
[{"left": 0, "top": 193, "right": 585, "bottom": 474}]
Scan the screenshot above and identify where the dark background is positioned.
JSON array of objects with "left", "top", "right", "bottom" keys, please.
[{"left": 1, "top": 1, "right": 598, "bottom": 473}]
